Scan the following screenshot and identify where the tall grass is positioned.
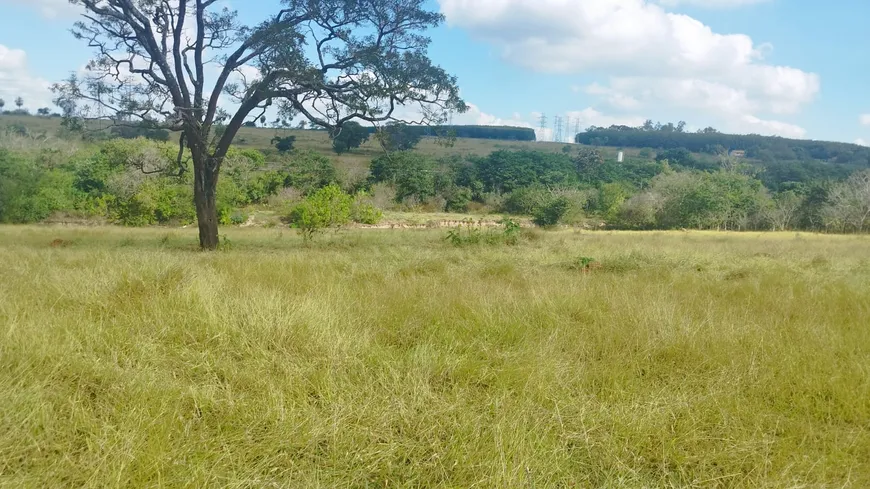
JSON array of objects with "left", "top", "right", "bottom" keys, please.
[{"left": 1, "top": 226, "right": 868, "bottom": 487}]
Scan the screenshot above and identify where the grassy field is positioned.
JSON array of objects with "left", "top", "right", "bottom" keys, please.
[{"left": 1, "top": 226, "right": 869, "bottom": 487}]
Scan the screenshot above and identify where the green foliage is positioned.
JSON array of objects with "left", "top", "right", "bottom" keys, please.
[
  {"left": 595, "top": 182, "right": 631, "bottom": 221},
  {"left": 376, "top": 123, "right": 423, "bottom": 152},
  {"left": 271, "top": 135, "right": 296, "bottom": 153},
  {"left": 576, "top": 124, "right": 870, "bottom": 187},
  {"left": 109, "top": 121, "right": 170, "bottom": 142},
  {"left": 656, "top": 148, "right": 695, "bottom": 167},
  {"left": 532, "top": 196, "right": 571, "bottom": 227},
  {"left": 0, "top": 119, "right": 865, "bottom": 235},
  {"left": 445, "top": 219, "right": 522, "bottom": 246},
  {"left": 0, "top": 149, "right": 79, "bottom": 223},
  {"left": 567, "top": 256, "right": 599, "bottom": 271},
  {"left": 501, "top": 185, "right": 552, "bottom": 215},
  {"left": 331, "top": 122, "right": 369, "bottom": 154},
  {"left": 501, "top": 218, "right": 521, "bottom": 245},
  {"left": 110, "top": 177, "right": 195, "bottom": 226},
  {"left": 629, "top": 170, "right": 770, "bottom": 230},
  {"left": 229, "top": 210, "right": 249, "bottom": 226},
  {"left": 443, "top": 185, "right": 473, "bottom": 213},
  {"left": 370, "top": 124, "right": 536, "bottom": 142},
  {"left": 282, "top": 150, "right": 338, "bottom": 195},
  {"left": 351, "top": 192, "right": 383, "bottom": 225},
  {"left": 286, "top": 184, "right": 353, "bottom": 240},
  {"left": 370, "top": 151, "right": 437, "bottom": 203},
  {"left": 475, "top": 150, "right": 577, "bottom": 193}
]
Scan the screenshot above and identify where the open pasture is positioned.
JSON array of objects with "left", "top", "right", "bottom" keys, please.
[{"left": 1, "top": 226, "right": 868, "bottom": 487}]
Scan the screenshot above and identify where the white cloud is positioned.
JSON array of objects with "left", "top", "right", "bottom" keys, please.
[
  {"left": 658, "top": 0, "right": 772, "bottom": 8},
  {"left": 567, "top": 108, "right": 646, "bottom": 130},
  {"left": 449, "top": 103, "right": 532, "bottom": 128},
  {"left": 737, "top": 115, "right": 806, "bottom": 139},
  {"left": 439, "top": 0, "right": 817, "bottom": 138},
  {"left": 856, "top": 139, "right": 869, "bottom": 147},
  {"left": 0, "top": 45, "right": 54, "bottom": 111},
  {"left": 0, "top": 0, "right": 81, "bottom": 18},
  {"left": 860, "top": 114, "right": 870, "bottom": 126},
  {"left": 584, "top": 83, "right": 642, "bottom": 110}
]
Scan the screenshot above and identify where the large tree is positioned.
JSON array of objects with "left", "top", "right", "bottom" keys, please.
[{"left": 55, "top": 0, "right": 465, "bottom": 249}]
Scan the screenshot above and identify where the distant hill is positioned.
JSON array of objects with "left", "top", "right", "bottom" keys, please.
[{"left": 575, "top": 127, "right": 869, "bottom": 167}]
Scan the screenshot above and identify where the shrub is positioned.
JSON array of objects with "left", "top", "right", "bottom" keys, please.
[
  {"left": 501, "top": 185, "right": 551, "bottom": 215},
  {"left": 445, "top": 219, "right": 522, "bottom": 246},
  {"left": 229, "top": 210, "right": 249, "bottom": 226},
  {"left": 286, "top": 184, "right": 353, "bottom": 240},
  {"left": 532, "top": 196, "right": 571, "bottom": 227},
  {"left": 444, "top": 185, "right": 473, "bottom": 213},
  {"left": 271, "top": 135, "right": 296, "bottom": 153},
  {"left": 351, "top": 192, "right": 383, "bottom": 225},
  {"left": 283, "top": 150, "right": 339, "bottom": 195}
]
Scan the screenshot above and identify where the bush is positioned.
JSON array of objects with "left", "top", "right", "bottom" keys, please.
[
  {"left": 283, "top": 150, "right": 339, "bottom": 195},
  {"left": 501, "top": 185, "right": 551, "bottom": 215},
  {"left": 532, "top": 196, "right": 571, "bottom": 227},
  {"left": 271, "top": 135, "right": 296, "bottom": 153},
  {"left": 445, "top": 219, "right": 523, "bottom": 246},
  {"left": 443, "top": 185, "right": 473, "bottom": 213},
  {"left": 369, "top": 152, "right": 437, "bottom": 203},
  {"left": 286, "top": 184, "right": 353, "bottom": 240},
  {"left": 0, "top": 150, "right": 80, "bottom": 223},
  {"left": 351, "top": 192, "right": 383, "bottom": 225}
]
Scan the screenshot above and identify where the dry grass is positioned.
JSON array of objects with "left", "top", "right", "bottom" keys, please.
[{"left": 1, "top": 226, "right": 868, "bottom": 487}]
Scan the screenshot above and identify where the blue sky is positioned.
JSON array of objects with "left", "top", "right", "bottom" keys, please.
[{"left": 1, "top": 0, "right": 868, "bottom": 144}]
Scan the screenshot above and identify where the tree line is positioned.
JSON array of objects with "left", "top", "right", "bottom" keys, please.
[
  {"left": 2, "top": 131, "right": 869, "bottom": 233},
  {"left": 575, "top": 122, "right": 870, "bottom": 169},
  {"left": 362, "top": 125, "right": 536, "bottom": 142}
]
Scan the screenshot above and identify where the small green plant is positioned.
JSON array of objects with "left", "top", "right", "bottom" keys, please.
[
  {"left": 445, "top": 226, "right": 482, "bottom": 246},
  {"left": 501, "top": 218, "right": 521, "bottom": 245},
  {"left": 219, "top": 234, "right": 234, "bottom": 250},
  {"left": 229, "top": 210, "right": 248, "bottom": 226},
  {"left": 446, "top": 220, "right": 523, "bottom": 247}
]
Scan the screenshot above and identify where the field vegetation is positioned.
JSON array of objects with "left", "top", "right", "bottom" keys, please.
[
  {"left": 1, "top": 226, "right": 868, "bottom": 487},
  {"left": 3, "top": 114, "right": 870, "bottom": 236}
]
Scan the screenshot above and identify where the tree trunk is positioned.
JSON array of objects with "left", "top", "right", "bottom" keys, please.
[{"left": 193, "top": 156, "right": 220, "bottom": 250}]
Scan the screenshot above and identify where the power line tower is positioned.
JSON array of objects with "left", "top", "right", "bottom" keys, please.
[
  {"left": 554, "top": 115, "right": 563, "bottom": 143},
  {"left": 564, "top": 118, "right": 571, "bottom": 144},
  {"left": 574, "top": 118, "right": 581, "bottom": 141},
  {"left": 538, "top": 113, "right": 547, "bottom": 141}
]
